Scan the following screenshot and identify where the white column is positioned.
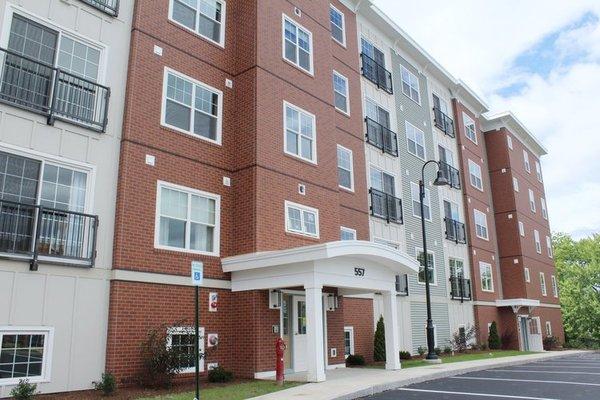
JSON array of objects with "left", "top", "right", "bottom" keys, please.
[
  {"left": 305, "top": 285, "right": 326, "bottom": 382},
  {"left": 382, "top": 290, "right": 401, "bottom": 370}
]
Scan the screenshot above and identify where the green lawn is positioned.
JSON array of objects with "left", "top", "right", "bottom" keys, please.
[
  {"left": 137, "top": 381, "right": 302, "bottom": 400},
  {"left": 364, "top": 350, "right": 536, "bottom": 369}
]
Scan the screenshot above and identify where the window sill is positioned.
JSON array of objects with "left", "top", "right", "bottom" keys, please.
[
  {"left": 339, "top": 185, "right": 354, "bottom": 194},
  {"left": 284, "top": 231, "right": 320, "bottom": 241},
  {"left": 167, "top": 19, "right": 225, "bottom": 50},
  {"left": 283, "top": 151, "right": 318, "bottom": 167},
  {"left": 160, "top": 123, "right": 223, "bottom": 147},
  {"left": 154, "top": 245, "right": 220, "bottom": 258},
  {"left": 335, "top": 107, "right": 351, "bottom": 118},
  {"left": 282, "top": 57, "right": 314, "bottom": 78}
]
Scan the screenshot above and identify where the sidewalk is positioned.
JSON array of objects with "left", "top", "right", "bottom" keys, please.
[{"left": 251, "top": 350, "right": 587, "bottom": 400}]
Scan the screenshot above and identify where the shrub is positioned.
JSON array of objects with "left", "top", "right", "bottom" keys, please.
[
  {"left": 208, "top": 366, "right": 233, "bottom": 383},
  {"left": 500, "top": 330, "right": 515, "bottom": 350},
  {"left": 449, "top": 325, "right": 477, "bottom": 352},
  {"left": 543, "top": 336, "right": 561, "bottom": 351},
  {"left": 488, "top": 321, "right": 501, "bottom": 350},
  {"left": 346, "top": 354, "right": 366, "bottom": 366},
  {"left": 373, "top": 316, "right": 386, "bottom": 362},
  {"left": 93, "top": 372, "right": 116, "bottom": 396},
  {"left": 434, "top": 347, "right": 442, "bottom": 356},
  {"left": 10, "top": 379, "right": 38, "bottom": 400},
  {"left": 443, "top": 346, "right": 452, "bottom": 354},
  {"left": 399, "top": 350, "right": 411, "bottom": 360},
  {"left": 417, "top": 346, "right": 426, "bottom": 356}
]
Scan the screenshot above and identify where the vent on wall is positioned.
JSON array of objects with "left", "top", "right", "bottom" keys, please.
[{"left": 294, "top": 7, "right": 301, "bottom": 16}]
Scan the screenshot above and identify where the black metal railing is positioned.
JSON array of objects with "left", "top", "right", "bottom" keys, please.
[
  {"left": 439, "top": 160, "right": 461, "bottom": 189},
  {"left": 0, "top": 48, "right": 110, "bottom": 132},
  {"left": 360, "top": 53, "right": 393, "bottom": 94},
  {"left": 79, "top": 0, "right": 119, "bottom": 17},
  {"left": 0, "top": 199, "right": 98, "bottom": 270},
  {"left": 369, "top": 188, "right": 403, "bottom": 224},
  {"left": 433, "top": 107, "right": 454, "bottom": 137},
  {"left": 396, "top": 274, "right": 409, "bottom": 296},
  {"left": 450, "top": 275, "right": 471, "bottom": 302},
  {"left": 365, "top": 117, "right": 398, "bottom": 157},
  {"left": 444, "top": 218, "right": 467, "bottom": 244}
]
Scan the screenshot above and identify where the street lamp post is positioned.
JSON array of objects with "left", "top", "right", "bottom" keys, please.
[{"left": 420, "top": 160, "right": 450, "bottom": 362}]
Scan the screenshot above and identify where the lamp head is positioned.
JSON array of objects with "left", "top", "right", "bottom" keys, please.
[{"left": 433, "top": 169, "right": 450, "bottom": 186}]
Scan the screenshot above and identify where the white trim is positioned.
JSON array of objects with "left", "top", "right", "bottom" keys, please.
[
  {"left": 166, "top": 326, "right": 205, "bottom": 373},
  {"left": 507, "top": 135, "right": 513, "bottom": 150},
  {"left": 405, "top": 121, "right": 426, "bottom": 161},
  {"left": 400, "top": 65, "right": 421, "bottom": 104},
  {"left": 332, "top": 70, "right": 350, "bottom": 116},
  {"left": 336, "top": 144, "right": 354, "bottom": 192},
  {"left": 468, "top": 159, "right": 483, "bottom": 191},
  {"left": 535, "top": 161, "right": 543, "bottom": 182},
  {"left": 282, "top": 14, "right": 314, "bottom": 76},
  {"left": 340, "top": 226, "right": 357, "bottom": 241},
  {"left": 550, "top": 275, "right": 558, "bottom": 297},
  {"left": 519, "top": 221, "right": 525, "bottom": 237},
  {"left": 495, "top": 298, "right": 540, "bottom": 308},
  {"left": 534, "top": 230, "right": 541, "bottom": 254},
  {"left": 463, "top": 112, "right": 477, "bottom": 144},
  {"left": 479, "top": 261, "right": 494, "bottom": 292},
  {"left": 283, "top": 101, "right": 318, "bottom": 164},
  {"left": 0, "top": 326, "right": 54, "bottom": 386},
  {"left": 513, "top": 177, "right": 520, "bottom": 192},
  {"left": 329, "top": 4, "right": 346, "bottom": 47},
  {"left": 528, "top": 189, "right": 536, "bottom": 213},
  {"left": 524, "top": 267, "right": 530, "bottom": 283},
  {"left": 343, "top": 326, "right": 355, "bottom": 357},
  {"left": 415, "top": 247, "right": 437, "bottom": 286},
  {"left": 410, "top": 182, "right": 432, "bottom": 222},
  {"left": 546, "top": 236, "right": 553, "bottom": 258},
  {"left": 539, "top": 272, "right": 547, "bottom": 296},
  {"left": 523, "top": 150, "right": 531, "bottom": 173},
  {"left": 168, "top": 0, "right": 226, "bottom": 48},
  {"left": 541, "top": 198, "right": 548, "bottom": 220},
  {"left": 284, "top": 200, "right": 320, "bottom": 238},
  {"left": 473, "top": 209, "right": 489, "bottom": 240}
]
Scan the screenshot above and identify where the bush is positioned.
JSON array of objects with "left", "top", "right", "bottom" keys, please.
[
  {"left": 10, "top": 379, "right": 38, "bottom": 400},
  {"left": 93, "top": 372, "right": 116, "bottom": 396},
  {"left": 346, "top": 354, "right": 366, "bottom": 366},
  {"left": 543, "top": 336, "right": 561, "bottom": 351},
  {"left": 208, "top": 366, "right": 233, "bottom": 383},
  {"left": 434, "top": 347, "right": 442, "bottom": 356},
  {"left": 500, "top": 330, "right": 515, "bottom": 350},
  {"left": 488, "top": 321, "right": 501, "bottom": 350},
  {"left": 417, "top": 346, "right": 426, "bottom": 356},
  {"left": 449, "top": 325, "right": 477, "bottom": 353},
  {"left": 399, "top": 350, "right": 411, "bottom": 360},
  {"left": 373, "top": 316, "right": 386, "bottom": 362},
  {"left": 443, "top": 346, "right": 452, "bottom": 354}
]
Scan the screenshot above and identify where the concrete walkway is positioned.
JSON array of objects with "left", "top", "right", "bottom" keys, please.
[{"left": 251, "top": 350, "right": 588, "bottom": 400}]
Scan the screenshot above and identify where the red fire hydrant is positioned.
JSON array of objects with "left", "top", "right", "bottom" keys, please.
[{"left": 275, "top": 337, "right": 286, "bottom": 386}]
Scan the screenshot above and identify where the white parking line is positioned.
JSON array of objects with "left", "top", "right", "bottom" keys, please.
[
  {"left": 397, "top": 388, "right": 559, "bottom": 400},
  {"left": 451, "top": 376, "right": 600, "bottom": 387},
  {"left": 506, "top": 365, "right": 600, "bottom": 369},
  {"left": 531, "top": 363, "right": 600, "bottom": 368},
  {"left": 493, "top": 369, "right": 600, "bottom": 375}
]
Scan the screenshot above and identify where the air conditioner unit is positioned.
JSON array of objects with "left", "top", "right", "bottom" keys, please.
[{"left": 269, "top": 290, "right": 282, "bottom": 309}]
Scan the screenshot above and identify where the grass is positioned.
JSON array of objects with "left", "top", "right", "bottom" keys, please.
[
  {"left": 364, "top": 350, "right": 536, "bottom": 369},
  {"left": 137, "top": 381, "right": 303, "bottom": 400}
]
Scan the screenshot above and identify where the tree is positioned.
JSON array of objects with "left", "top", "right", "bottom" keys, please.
[
  {"left": 488, "top": 321, "right": 501, "bottom": 350},
  {"left": 374, "top": 315, "right": 386, "bottom": 361}
]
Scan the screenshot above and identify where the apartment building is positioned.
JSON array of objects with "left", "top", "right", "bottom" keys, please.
[{"left": 0, "top": 0, "right": 131, "bottom": 396}]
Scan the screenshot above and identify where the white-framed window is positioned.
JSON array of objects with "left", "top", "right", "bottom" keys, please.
[
  {"left": 416, "top": 248, "right": 436, "bottom": 285},
  {"left": 540, "top": 272, "right": 547, "bottom": 296},
  {"left": 169, "top": 0, "right": 226, "bottom": 47},
  {"left": 411, "top": 182, "right": 431, "bottom": 221},
  {"left": 0, "top": 327, "right": 54, "bottom": 385},
  {"left": 373, "top": 237, "right": 400, "bottom": 250},
  {"left": 513, "top": 177, "right": 519, "bottom": 192},
  {"left": 535, "top": 161, "right": 543, "bottom": 182},
  {"left": 523, "top": 150, "right": 531, "bottom": 173},
  {"left": 340, "top": 226, "right": 356, "bottom": 241},
  {"left": 166, "top": 326, "right": 205, "bottom": 373},
  {"left": 282, "top": 15, "right": 313, "bottom": 74},
  {"left": 449, "top": 258, "right": 465, "bottom": 277},
  {"left": 285, "top": 201, "right": 319, "bottom": 238},
  {"left": 329, "top": 5, "right": 346, "bottom": 46},
  {"left": 463, "top": 113, "right": 477, "bottom": 144},
  {"left": 337, "top": 145, "right": 354, "bottom": 191},
  {"left": 479, "top": 262, "right": 494, "bottom": 292},
  {"left": 551, "top": 275, "right": 558, "bottom": 297},
  {"left": 400, "top": 65, "right": 420, "bottom": 103},
  {"left": 534, "top": 230, "right": 541, "bottom": 254},
  {"left": 406, "top": 121, "right": 426, "bottom": 160},
  {"left": 162, "top": 68, "right": 223, "bottom": 144},
  {"left": 541, "top": 198, "right": 548, "bottom": 219},
  {"left": 284, "top": 101, "right": 317, "bottom": 163},
  {"left": 468, "top": 159, "right": 483, "bottom": 191},
  {"left": 519, "top": 221, "right": 525, "bottom": 237},
  {"left": 474, "top": 209, "right": 489, "bottom": 240},
  {"left": 333, "top": 71, "right": 349, "bottom": 115},
  {"left": 507, "top": 135, "right": 513, "bottom": 150},
  {"left": 528, "top": 189, "right": 536, "bottom": 213},
  {"left": 545, "top": 321, "right": 552, "bottom": 336},
  {"left": 369, "top": 166, "right": 395, "bottom": 195},
  {"left": 343, "top": 326, "right": 354, "bottom": 357},
  {"left": 155, "top": 181, "right": 220, "bottom": 255},
  {"left": 524, "top": 267, "right": 530, "bottom": 283},
  {"left": 546, "top": 236, "right": 553, "bottom": 258}
]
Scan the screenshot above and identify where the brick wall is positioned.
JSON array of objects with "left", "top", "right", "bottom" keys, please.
[{"left": 342, "top": 298, "right": 374, "bottom": 363}]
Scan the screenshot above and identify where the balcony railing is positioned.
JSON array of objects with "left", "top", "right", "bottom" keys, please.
[
  {"left": 439, "top": 160, "right": 461, "bottom": 190},
  {"left": 444, "top": 218, "right": 467, "bottom": 244},
  {"left": 396, "top": 274, "right": 409, "bottom": 296},
  {"left": 450, "top": 275, "right": 472, "bottom": 302},
  {"left": 365, "top": 117, "right": 398, "bottom": 157},
  {"left": 360, "top": 53, "right": 393, "bottom": 94},
  {"left": 0, "top": 200, "right": 98, "bottom": 270},
  {"left": 433, "top": 107, "right": 454, "bottom": 137},
  {"left": 79, "top": 0, "right": 119, "bottom": 17},
  {"left": 370, "top": 188, "right": 403, "bottom": 224},
  {"left": 0, "top": 48, "right": 110, "bottom": 132}
]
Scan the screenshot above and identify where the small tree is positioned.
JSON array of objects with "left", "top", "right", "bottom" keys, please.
[
  {"left": 449, "top": 325, "right": 477, "bottom": 352},
  {"left": 488, "top": 321, "right": 502, "bottom": 350},
  {"left": 373, "top": 315, "right": 386, "bottom": 362}
]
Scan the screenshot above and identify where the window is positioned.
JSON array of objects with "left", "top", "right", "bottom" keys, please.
[
  {"left": 524, "top": 267, "right": 530, "bottom": 282},
  {"left": 534, "top": 230, "right": 541, "bottom": 254},
  {"left": 336, "top": 145, "right": 354, "bottom": 191},
  {"left": 535, "top": 161, "right": 543, "bottom": 182},
  {"left": 545, "top": 321, "right": 552, "bottom": 336},
  {"left": 283, "top": 15, "right": 313, "bottom": 74},
  {"left": 155, "top": 181, "right": 220, "bottom": 255},
  {"left": 285, "top": 201, "right": 319, "bottom": 238},
  {"left": 370, "top": 167, "right": 395, "bottom": 195},
  {"left": 507, "top": 135, "right": 513, "bottom": 150},
  {"left": 333, "top": 71, "right": 349, "bottom": 114},
  {"left": 169, "top": 0, "right": 226, "bottom": 46},
  {"left": 340, "top": 226, "right": 356, "bottom": 241},
  {"left": 329, "top": 5, "right": 346, "bottom": 46},
  {"left": 513, "top": 177, "right": 519, "bottom": 192},
  {"left": 400, "top": 66, "right": 420, "bottom": 103},
  {"left": 528, "top": 189, "right": 536, "bottom": 213},
  {"left": 449, "top": 258, "right": 464, "bottom": 277},
  {"left": 284, "top": 102, "right": 316, "bottom": 163},
  {"left": 167, "top": 327, "right": 205, "bottom": 373},
  {"left": 417, "top": 249, "right": 435, "bottom": 284},
  {"left": 523, "top": 150, "right": 531, "bottom": 173},
  {"left": 343, "top": 327, "right": 354, "bottom": 357},
  {"left": 468, "top": 160, "right": 483, "bottom": 191},
  {"left": 0, "top": 328, "right": 53, "bottom": 385},
  {"left": 540, "top": 272, "right": 547, "bottom": 296},
  {"left": 541, "top": 198, "right": 548, "bottom": 219},
  {"left": 551, "top": 275, "right": 558, "bottom": 297},
  {"left": 162, "top": 68, "right": 222, "bottom": 144},
  {"left": 546, "top": 236, "right": 553, "bottom": 258},
  {"left": 406, "top": 121, "right": 426, "bottom": 160},
  {"left": 474, "top": 209, "right": 488, "bottom": 240},
  {"left": 411, "top": 182, "right": 431, "bottom": 221},
  {"left": 519, "top": 221, "right": 525, "bottom": 237},
  {"left": 463, "top": 113, "right": 477, "bottom": 144},
  {"left": 479, "top": 262, "right": 494, "bottom": 292}
]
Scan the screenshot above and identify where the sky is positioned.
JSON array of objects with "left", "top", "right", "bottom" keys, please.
[{"left": 373, "top": 0, "right": 600, "bottom": 239}]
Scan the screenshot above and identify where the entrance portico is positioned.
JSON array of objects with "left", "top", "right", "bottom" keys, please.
[{"left": 222, "top": 241, "right": 420, "bottom": 382}]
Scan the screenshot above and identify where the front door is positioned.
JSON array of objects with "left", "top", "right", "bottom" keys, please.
[
  {"left": 519, "top": 317, "right": 530, "bottom": 351},
  {"left": 292, "top": 296, "right": 307, "bottom": 372}
]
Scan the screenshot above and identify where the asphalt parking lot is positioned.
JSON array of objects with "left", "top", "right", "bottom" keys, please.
[{"left": 363, "top": 352, "right": 600, "bottom": 400}]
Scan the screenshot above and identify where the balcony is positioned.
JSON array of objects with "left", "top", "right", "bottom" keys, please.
[
  {"left": 396, "top": 274, "right": 409, "bottom": 296},
  {"left": 0, "top": 200, "right": 98, "bottom": 270},
  {"left": 0, "top": 48, "right": 110, "bottom": 132},
  {"left": 365, "top": 117, "right": 398, "bottom": 157},
  {"left": 360, "top": 53, "right": 393, "bottom": 94},
  {"left": 439, "top": 161, "right": 461, "bottom": 190},
  {"left": 444, "top": 218, "right": 467, "bottom": 244},
  {"left": 369, "top": 188, "right": 403, "bottom": 224},
  {"left": 450, "top": 275, "right": 471, "bottom": 302},
  {"left": 79, "top": 0, "right": 119, "bottom": 17},
  {"left": 433, "top": 107, "right": 454, "bottom": 137}
]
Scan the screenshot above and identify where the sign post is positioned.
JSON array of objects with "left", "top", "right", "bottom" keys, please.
[{"left": 191, "top": 261, "right": 203, "bottom": 400}]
